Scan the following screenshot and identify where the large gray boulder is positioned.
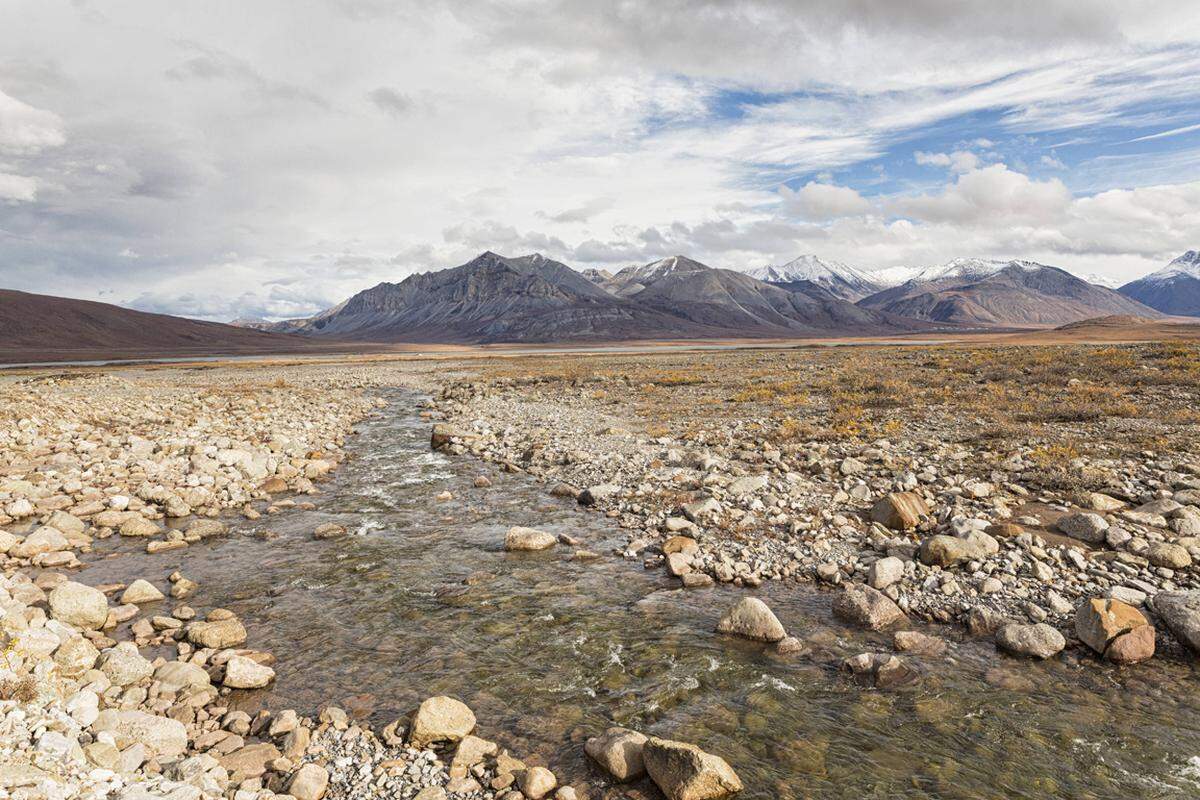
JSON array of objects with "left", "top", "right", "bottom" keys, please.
[{"left": 1153, "top": 591, "right": 1200, "bottom": 654}]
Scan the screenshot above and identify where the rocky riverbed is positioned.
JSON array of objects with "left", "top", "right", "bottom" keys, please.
[{"left": 4, "top": 345, "right": 1200, "bottom": 799}]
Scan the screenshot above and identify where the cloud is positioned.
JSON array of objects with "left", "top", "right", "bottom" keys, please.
[
  {"left": 1040, "top": 153, "right": 1067, "bottom": 169},
  {"left": 780, "top": 181, "right": 870, "bottom": 220},
  {"left": 890, "top": 164, "right": 1073, "bottom": 225},
  {"left": 915, "top": 150, "right": 980, "bottom": 172},
  {"left": 367, "top": 86, "right": 413, "bottom": 116},
  {"left": 0, "top": 88, "right": 65, "bottom": 155},
  {"left": 2, "top": 0, "right": 1199, "bottom": 317},
  {"left": 536, "top": 196, "right": 613, "bottom": 223},
  {"left": 0, "top": 172, "right": 37, "bottom": 202}
]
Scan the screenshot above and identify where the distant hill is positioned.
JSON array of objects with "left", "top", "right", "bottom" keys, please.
[
  {"left": 262, "top": 251, "right": 939, "bottom": 343},
  {"left": 0, "top": 289, "right": 335, "bottom": 363},
  {"left": 746, "top": 255, "right": 883, "bottom": 301},
  {"left": 1119, "top": 251, "right": 1200, "bottom": 317},
  {"left": 857, "top": 260, "right": 1159, "bottom": 326}
]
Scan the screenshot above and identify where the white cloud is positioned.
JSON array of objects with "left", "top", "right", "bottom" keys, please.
[
  {"left": 915, "top": 150, "right": 980, "bottom": 172},
  {"left": 0, "top": 171, "right": 37, "bottom": 202},
  {"left": 780, "top": 181, "right": 870, "bottom": 220},
  {"left": 0, "top": 88, "right": 64, "bottom": 155},
  {"left": 890, "top": 164, "right": 1073, "bottom": 225}
]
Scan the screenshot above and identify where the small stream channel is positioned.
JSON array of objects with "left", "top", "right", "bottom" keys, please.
[{"left": 78, "top": 390, "right": 1200, "bottom": 799}]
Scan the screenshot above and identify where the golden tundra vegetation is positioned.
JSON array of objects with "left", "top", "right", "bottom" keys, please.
[{"left": 480, "top": 341, "right": 1200, "bottom": 477}]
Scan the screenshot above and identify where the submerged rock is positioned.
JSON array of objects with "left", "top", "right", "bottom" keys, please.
[{"left": 504, "top": 526, "right": 557, "bottom": 551}]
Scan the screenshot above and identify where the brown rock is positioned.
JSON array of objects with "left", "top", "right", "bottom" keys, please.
[
  {"left": 1075, "top": 598, "right": 1153, "bottom": 662},
  {"left": 869, "top": 492, "right": 929, "bottom": 531}
]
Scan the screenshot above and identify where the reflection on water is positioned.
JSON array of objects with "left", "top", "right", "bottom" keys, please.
[{"left": 80, "top": 391, "right": 1200, "bottom": 799}]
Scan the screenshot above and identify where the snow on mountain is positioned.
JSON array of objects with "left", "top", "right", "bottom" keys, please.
[
  {"left": 1071, "top": 272, "right": 1122, "bottom": 289},
  {"left": 606, "top": 255, "right": 711, "bottom": 296},
  {"left": 746, "top": 255, "right": 882, "bottom": 301},
  {"left": 1118, "top": 250, "right": 1200, "bottom": 316},
  {"left": 1143, "top": 250, "right": 1200, "bottom": 282},
  {"left": 866, "top": 265, "right": 923, "bottom": 287}
]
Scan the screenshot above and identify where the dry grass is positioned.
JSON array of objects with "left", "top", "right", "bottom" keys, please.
[{"left": 466, "top": 341, "right": 1200, "bottom": 460}]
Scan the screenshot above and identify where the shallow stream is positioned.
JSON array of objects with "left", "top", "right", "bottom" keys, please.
[{"left": 80, "top": 391, "right": 1200, "bottom": 799}]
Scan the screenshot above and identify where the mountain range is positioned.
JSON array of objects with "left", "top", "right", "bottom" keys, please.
[
  {"left": 2, "top": 249, "right": 1194, "bottom": 360},
  {"left": 250, "top": 252, "right": 933, "bottom": 344},
  {"left": 240, "top": 250, "right": 1190, "bottom": 343},
  {"left": 854, "top": 259, "right": 1157, "bottom": 326}
]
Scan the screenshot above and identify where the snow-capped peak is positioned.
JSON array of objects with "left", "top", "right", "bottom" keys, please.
[
  {"left": 1132, "top": 250, "right": 1200, "bottom": 284},
  {"left": 747, "top": 254, "right": 870, "bottom": 284},
  {"left": 628, "top": 255, "right": 710, "bottom": 281}
]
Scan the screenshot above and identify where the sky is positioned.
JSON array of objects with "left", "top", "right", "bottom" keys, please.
[{"left": 2, "top": 1, "right": 1200, "bottom": 321}]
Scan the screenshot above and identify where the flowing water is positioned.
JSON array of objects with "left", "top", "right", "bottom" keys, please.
[{"left": 80, "top": 391, "right": 1200, "bottom": 799}]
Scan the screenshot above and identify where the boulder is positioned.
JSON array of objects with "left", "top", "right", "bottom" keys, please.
[
  {"left": 154, "top": 660, "right": 212, "bottom": 693},
  {"left": 223, "top": 655, "right": 276, "bottom": 689},
  {"left": 520, "top": 766, "right": 557, "bottom": 799},
  {"left": 12, "top": 526, "right": 68, "bottom": 559},
  {"left": 995, "top": 623, "right": 1064, "bottom": 659},
  {"left": 1152, "top": 591, "right": 1200, "bottom": 654},
  {"left": 120, "top": 579, "right": 165, "bottom": 605},
  {"left": 54, "top": 636, "right": 100, "bottom": 676},
  {"left": 1106, "top": 624, "right": 1156, "bottom": 664},
  {"left": 48, "top": 581, "right": 108, "bottom": 629},
  {"left": 842, "top": 652, "right": 919, "bottom": 689},
  {"left": 918, "top": 531, "right": 997, "bottom": 567},
  {"left": 504, "top": 526, "right": 557, "bottom": 551},
  {"left": 867, "top": 556, "right": 904, "bottom": 590},
  {"left": 1075, "top": 598, "right": 1151, "bottom": 659},
  {"left": 1147, "top": 542, "right": 1191, "bottom": 569},
  {"left": 832, "top": 584, "right": 906, "bottom": 630},
  {"left": 642, "top": 737, "right": 743, "bottom": 800},
  {"left": 578, "top": 484, "right": 621, "bottom": 506},
  {"left": 714, "top": 597, "right": 786, "bottom": 642},
  {"left": 869, "top": 493, "right": 929, "bottom": 531},
  {"left": 726, "top": 475, "right": 767, "bottom": 495},
  {"left": 187, "top": 616, "right": 247, "bottom": 649},
  {"left": 106, "top": 710, "right": 187, "bottom": 758},
  {"left": 1056, "top": 513, "right": 1109, "bottom": 544},
  {"left": 119, "top": 517, "right": 161, "bottom": 537},
  {"left": 288, "top": 763, "right": 329, "bottom": 800},
  {"left": 430, "top": 423, "right": 474, "bottom": 450},
  {"left": 585, "top": 727, "right": 648, "bottom": 782},
  {"left": 409, "top": 696, "right": 476, "bottom": 748},
  {"left": 98, "top": 641, "right": 154, "bottom": 686}
]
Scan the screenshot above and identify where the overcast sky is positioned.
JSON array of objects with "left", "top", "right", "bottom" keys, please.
[{"left": 2, "top": 1, "right": 1200, "bottom": 321}]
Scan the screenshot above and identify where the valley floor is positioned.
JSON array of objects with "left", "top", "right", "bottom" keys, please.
[{"left": 2, "top": 338, "right": 1200, "bottom": 799}]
